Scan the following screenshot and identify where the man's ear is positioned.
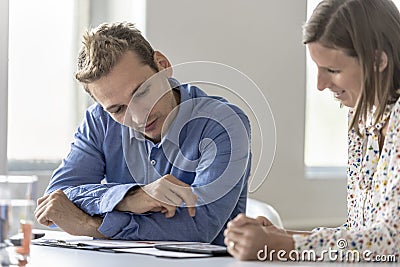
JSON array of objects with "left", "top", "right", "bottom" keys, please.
[
  {"left": 153, "top": 51, "right": 173, "bottom": 77},
  {"left": 376, "top": 50, "right": 388, "bottom": 72}
]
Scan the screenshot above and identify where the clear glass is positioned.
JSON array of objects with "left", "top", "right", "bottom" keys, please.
[{"left": 0, "top": 175, "right": 37, "bottom": 266}]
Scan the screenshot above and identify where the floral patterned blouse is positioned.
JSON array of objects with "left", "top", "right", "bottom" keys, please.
[{"left": 293, "top": 98, "right": 400, "bottom": 260}]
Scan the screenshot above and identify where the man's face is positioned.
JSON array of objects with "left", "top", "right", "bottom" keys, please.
[{"left": 88, "top": 51, "right": 178, "bottom": 143}]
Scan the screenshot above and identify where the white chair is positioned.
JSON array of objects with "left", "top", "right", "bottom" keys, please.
[{"left": 246, "top": 198, "right": 283, "bottom": 228}]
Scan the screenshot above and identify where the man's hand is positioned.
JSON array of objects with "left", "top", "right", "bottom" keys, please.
[
  {"left": 34, "top": 190, "right": 105, "bottom": 238},
  {"left": 115, "top": 174, "right": 197, "bottom": 218}
]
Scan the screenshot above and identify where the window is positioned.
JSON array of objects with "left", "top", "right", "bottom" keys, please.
[
  {"left": 6, "top": 0, "right": 91, "bottom": 172},
  {"left": 1, "top": 0, "right": 146, "bottom": 173},
  {"left": 304, "top": 0, "right": 400, "bottom": 176},
  {"left": 304, "top": 0, "right": 348, "bottom": 172}
]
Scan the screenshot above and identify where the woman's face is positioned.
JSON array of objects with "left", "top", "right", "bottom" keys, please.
[{"left": 308, "top": 42, "right": 362, "bottom": 108}]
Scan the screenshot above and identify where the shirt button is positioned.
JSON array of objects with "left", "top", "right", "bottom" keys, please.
[{"left": 150, "top": 159, "right": 156, "bottom": 165}]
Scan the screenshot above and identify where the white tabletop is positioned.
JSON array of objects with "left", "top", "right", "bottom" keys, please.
[
  {"left": 25, "top": 245, "right": 400, "bottom": 267},
  {"left": 21, "top": 231, "right": 398, "bottom": 266},
  {"left": 27, "top": 245, "right": 258, "bottom": 267}
]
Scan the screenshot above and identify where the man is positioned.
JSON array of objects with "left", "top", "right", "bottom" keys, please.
[{"left": 34, "top": 22, "right": 251, "bottom": 245}]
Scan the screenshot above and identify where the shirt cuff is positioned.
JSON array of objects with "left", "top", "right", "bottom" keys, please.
[
  {"left": 99, "top": 184, "right": 140, "bottom": 213},
  {"left": 98, "top": 211, "right": 137, "bottom": 238}
]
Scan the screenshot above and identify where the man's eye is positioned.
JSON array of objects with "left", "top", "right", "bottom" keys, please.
[
  {"left": 111, "top": 106, "right": 126, "bottom": 114},
  {"left": 136, "top": 86, "right": 149, "bottom": 97},
  {"left": 327, "top": 69, "right": 340, "bottom": 74}
]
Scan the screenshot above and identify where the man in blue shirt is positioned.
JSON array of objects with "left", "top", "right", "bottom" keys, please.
[{"left": 34, "top": 22, "right": 251, "bottom": 245}]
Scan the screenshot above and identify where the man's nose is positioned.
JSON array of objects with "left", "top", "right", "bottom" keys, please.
[{"left": 126, "top": 102, "right": 151, "bottom": 126}]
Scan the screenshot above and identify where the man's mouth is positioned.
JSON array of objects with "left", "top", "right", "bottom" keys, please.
[{"left": 144, "top": 118, "right": 157, "bottom": 132}]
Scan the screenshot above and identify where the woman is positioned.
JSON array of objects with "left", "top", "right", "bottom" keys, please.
[{"left": 224, "top": 0, "right": 400, "bottom": 261}]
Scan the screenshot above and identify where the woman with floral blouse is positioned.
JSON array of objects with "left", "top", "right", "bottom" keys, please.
[{"left": 224, "top": 0, "right": 400, "bottom": 261}]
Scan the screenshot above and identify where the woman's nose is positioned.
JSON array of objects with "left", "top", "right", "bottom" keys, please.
[{"left": 316, "top": 71, "right": 330, "bottom": 91}]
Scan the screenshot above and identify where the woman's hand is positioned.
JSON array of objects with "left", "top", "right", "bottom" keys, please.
[{"left": 224, "top": 213, "right": 294, "bottom": 261}]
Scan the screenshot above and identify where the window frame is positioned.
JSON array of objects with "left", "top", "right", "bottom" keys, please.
[
  {"left": 0, "top": 0, "right": 9, "bottom": 174},
  {"left": 2, "top": 0, "right": 145, "bottom": 174},
  {"left": 2, "top": 0, "right": 92, "bottom": 174}
]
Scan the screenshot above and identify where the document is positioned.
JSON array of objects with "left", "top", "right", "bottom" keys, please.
[
  {"left": 70, "top": 239, "right": 157, "bottom": 248},
  {"left": 32, "top": 230, "right": 226, "bottom": 258},
  {"left": 33, "top": 238, "right": 165, "bottom": 250},
  {"left": 114, "top": 247, "right": 212, "bottom": 258}
]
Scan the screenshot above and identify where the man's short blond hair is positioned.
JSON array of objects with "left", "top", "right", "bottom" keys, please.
[{"left": 75, "top": 22, "right": 158, "bottom": 93}]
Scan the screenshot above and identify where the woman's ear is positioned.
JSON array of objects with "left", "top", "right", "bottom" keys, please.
[
  {"left": 376, "top": 50, "right": 388, "bottom": 72},
  {"left": 153, "top": 51, "right": 173, "bottom": 77}
]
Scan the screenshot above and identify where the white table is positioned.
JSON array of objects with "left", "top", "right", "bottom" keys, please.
[
  {"left": 22, "top": 231, "right": 398, "bottom": 266},
  {"left": 25, "top": 245, "right": 399, "bottom": 267},
  {"left": 28, "top": 245, "right": 263, "bottom": 267}
]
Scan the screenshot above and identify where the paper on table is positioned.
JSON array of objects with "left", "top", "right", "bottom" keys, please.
[
  {"left": 114, "top": 247, "right": 212, "bottom": 258},
  {"left": 33, "top": 230, "right": 93, "bottom": 242},
  {"left": 75, "top": 240, "right": 157, "bottom": 248},
  {"left": 74, "top": 240, "right": 203, "bottom": 249},
  {"left": 32, "top": 230, "right": 203, "bottom": 250}
]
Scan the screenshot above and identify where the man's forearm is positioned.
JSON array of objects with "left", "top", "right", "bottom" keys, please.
[
  {"left": 85, "top": 216, "right": 106, "bottom": 239},
  {"left": 64, "top": 183, "right": 139, "bottom": 216}
]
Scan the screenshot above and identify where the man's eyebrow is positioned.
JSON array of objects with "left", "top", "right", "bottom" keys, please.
[
  {"left": 131, "top": 81, "right": 145, "bottom": 97},
  {"left": 104, "top": 82, "right": 145, "bottom": 111}
]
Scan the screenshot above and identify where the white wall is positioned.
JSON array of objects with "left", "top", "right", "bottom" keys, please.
[{"left": 145, "top": 0, "right": 347, "bottom": 229}]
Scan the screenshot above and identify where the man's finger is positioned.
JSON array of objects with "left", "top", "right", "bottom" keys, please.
[
  {"left": 187, "top": 206, "right": 196, "bottom": 217},
  {"left": 164, "top": 191, "right": 196, "bottom": 217},
  {"left": 35, "top": 204, "right": 54, "bottom": 226},
  {"left": 163, "top": 174, "right": 190, "bottom": 187},
  {"left": 163, "top": 175, "right": 198, "bottom": 216},
  {"left": 162, "top": 203, "right": 177, "bottom": 218},
  {"left": 37, "top": 212, "right": 54, "bottom": 226},
  {"left": 36, "top": 193, "right": 50, "bottom": 206},
  {"left": 164, "top": 191, "right": 184, "bottom": 206},
  {"left": 172, "top": 189, "right": 197, "bottom": 216},
  {"left": 34, "top": 197, "right": 51, "bottom": 220}
]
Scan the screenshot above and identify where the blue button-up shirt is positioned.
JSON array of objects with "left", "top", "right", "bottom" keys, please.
[{"left": 46, "top": 81, "right": 251, "bottom": 245}]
